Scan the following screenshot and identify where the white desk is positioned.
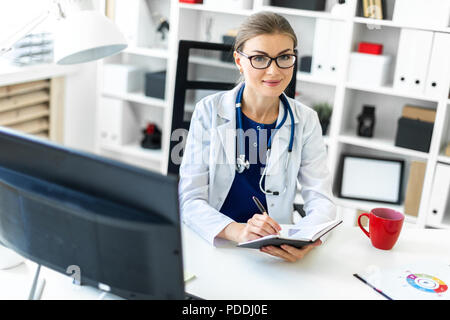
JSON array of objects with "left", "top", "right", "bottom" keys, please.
[
  {"left": 0, "top": 259, "right": 122, "bottom": 300},
  {"left": 0, "top": 261, "right": 37, "bottom": 300},
  {"left": 182, "top": 225, "right": 450, "bottom": 300},
  {"left": 1, "top": 225, "right": 449, "bottom": 300}
]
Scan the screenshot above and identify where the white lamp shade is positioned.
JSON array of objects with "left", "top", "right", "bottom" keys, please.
[{"left": 54, "top": 10, "right": 127, "bottom": 65}]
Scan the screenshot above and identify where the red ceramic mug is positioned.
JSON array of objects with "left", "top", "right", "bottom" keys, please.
[{"left": 357, "top": 208, "right": 404, "bottom": 250}]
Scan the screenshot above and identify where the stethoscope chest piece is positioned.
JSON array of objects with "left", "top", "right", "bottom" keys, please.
[{"left": 236, "top": 154, "right": 250, "bottom": 174}]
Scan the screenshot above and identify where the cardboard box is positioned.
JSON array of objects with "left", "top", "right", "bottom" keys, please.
[
  {"left": 404, "top": 161, "right": 427, "bottom": 217},
  {"left": 355, "top": 209, "right": 368, "bottom": 227},
  {"left": 402, "top": 105, "right": 436, "bottom": 123}
]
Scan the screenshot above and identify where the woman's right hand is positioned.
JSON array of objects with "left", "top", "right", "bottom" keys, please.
[
  {"left": 242, "top": 212, "right": 282, "bottom": 242},
  {"left": 219, "top": 213, "right": 282, "bottom": 243}
]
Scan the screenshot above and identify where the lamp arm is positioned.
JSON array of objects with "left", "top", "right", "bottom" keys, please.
[{"left": 0, "top": 9, "right": 51, "bottom": 56}]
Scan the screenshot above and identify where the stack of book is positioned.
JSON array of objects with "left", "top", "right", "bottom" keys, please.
[{"left": 362, "top": 0, "right": 384, "bottom": 19}]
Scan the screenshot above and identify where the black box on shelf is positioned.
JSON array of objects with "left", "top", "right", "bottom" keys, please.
[
  {"left": 270, "top": 0, "right": 326, "bottom": 11},
  {"left": 395, "top": 117, "right": 434, "bottom": 153},
  {"left": 145, "top": 71, "right": 166, "bottom": 99},
  {"left": 299, "top": 56, "right": 312, "bottom": 73},
  {"left": 221, "top": 35, "right": 236, "bottom": 63}
]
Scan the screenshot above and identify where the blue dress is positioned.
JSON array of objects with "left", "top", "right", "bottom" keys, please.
[{"left": 219, "top": 112, "right": 277, "bottom": 222}]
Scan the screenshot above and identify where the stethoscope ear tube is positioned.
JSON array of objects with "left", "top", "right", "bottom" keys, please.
[
  {"left": 280, "top": 93, "right": 295, "bottom": 153},
  {"left": 235, "top": 83, "right": 295, "bottom": 196},
  {"left": 258, "top": 149, "right": 290, "bottom": 196}
]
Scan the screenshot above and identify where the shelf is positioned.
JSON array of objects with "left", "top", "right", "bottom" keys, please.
[
  {"left": 353, "top": 17, "right": 450, "bottom": 34},
  {"left": 335, "top": 197, "right": 403, "bottom": 213},
  {"left": 297, "top": 72, "right": 337, "bottom": 86},
  {"left": 437, "top": 155, "right": 450, "bottom": 165},
  {"left": 100, "top": 142, "right": 163, "bottom": 163},
  {"left": 345, "top": 82, "right": 440, "bottom": 102},
  {"left": 260, "top": 5, "right": 345, "bottom": 21},
  {"left": 0, "top": 60, "right": 78, "bottom": 87},
  {"left": 335, "top": 197, "right": 419, "bottom": 224},
  {"left": 426, "top": 222, "right": 450, "bottom": 230},
  {"left": 178, "top": 3, "right": 253, "bottom": 16},
  {"left": 102, "top": 91, "right": 167, "bottom": 108},
  {"left": 338, "top": 131, "right": 429, "bottom": 159},
  {"left": 123, "top": 47, "right": 169, "bottom": 59},
  {"left": 334, "top": 197, "right": 408, "bottom": 215},
  {"left": 188, "top": 57, "right": 337, "bottom": 86},
  {"left": 189, "top": 55, "right": 236, "bottom": 70}
]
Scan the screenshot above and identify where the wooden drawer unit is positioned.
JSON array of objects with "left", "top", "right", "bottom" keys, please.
[{"left": 0, "top": 78, "right": 64, "bottom": 142}]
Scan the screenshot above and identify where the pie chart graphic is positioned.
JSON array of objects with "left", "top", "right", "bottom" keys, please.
[{"left": 406, "top": 273, "right": 448, "bottom": 294}]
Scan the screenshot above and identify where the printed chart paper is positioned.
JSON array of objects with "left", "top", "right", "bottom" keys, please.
[{"left": 355, "top": 261, "right": 450, "bottom": 300}]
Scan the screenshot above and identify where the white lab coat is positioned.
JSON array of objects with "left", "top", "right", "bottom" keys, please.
[{"left": 179, "top": 83, "right": 336, "bottom": 246}]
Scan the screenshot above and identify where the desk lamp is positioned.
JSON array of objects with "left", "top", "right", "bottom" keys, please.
[{"left": 0, "top": 0, "right": 127, "bottom": 64}]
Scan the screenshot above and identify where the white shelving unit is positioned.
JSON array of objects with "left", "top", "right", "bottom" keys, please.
[
  {"left": 178, "top": 2, "right": 254, "bottom": 16},
  {"left": 337, "top": 131, "right": 430, "bottom": 160},
  {"left": 102, "top": 91, "right": 167, "bottom": 108},
  {"left": 96, "top": 0, "right": 450, "bottom": 229},
  {"left": 353, "top": 16, "right": 450, "bottom": 34},
  {"left": 0, "top": 61, "right": 78, "bottom": 87},
  {"left": 259, "top": 4, "right": 347, "bottom": 21},
  {"left": 344, "top": 81, "right": 441, "bottom": 102},
  {"left": 122, "top": 47, "right": 169, "bottom": 59}
]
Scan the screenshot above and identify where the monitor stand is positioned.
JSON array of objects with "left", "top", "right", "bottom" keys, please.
[{"left": 28, "top": 264, "right": 46, "bottom": 300}]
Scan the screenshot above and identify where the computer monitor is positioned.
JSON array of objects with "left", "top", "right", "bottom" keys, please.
[{"left": 0, "top": 127, "right": 184, "bottom": 299}]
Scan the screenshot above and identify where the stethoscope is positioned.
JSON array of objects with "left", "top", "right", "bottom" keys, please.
[{"left": 235, "top": 83, "right": 295, "bottom": 196}]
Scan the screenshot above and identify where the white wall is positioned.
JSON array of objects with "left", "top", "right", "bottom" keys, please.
[
  {"left": 63, "top": 0, "right": 103, "bottom": 153},
  {"left": 63, "top": 61, "right": 99, "bottom": 153}
]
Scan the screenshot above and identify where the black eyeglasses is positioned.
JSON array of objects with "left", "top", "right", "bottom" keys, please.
[{"left": 237, "top": 50, "right": 297, "bottom": 69}]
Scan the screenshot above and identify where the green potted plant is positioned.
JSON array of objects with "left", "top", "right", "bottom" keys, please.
[{"left": 312, "top": 102, "right": 332, "bottom": 135}]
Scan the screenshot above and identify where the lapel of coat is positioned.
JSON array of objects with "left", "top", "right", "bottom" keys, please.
[
  {"left": 216, "top": 85, "right": 240, "bottom": 175},
  {"left": 265, "top": 95, "right": 300, "bottom": 178}
]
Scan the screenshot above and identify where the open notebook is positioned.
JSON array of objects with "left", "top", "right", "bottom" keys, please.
[{"left": 238, "top": 219, "right": 342, "bottom": 249}]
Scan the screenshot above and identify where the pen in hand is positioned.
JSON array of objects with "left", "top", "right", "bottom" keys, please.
[
  {"left": 252, "top": 196, "right": 267, "bottom": 215},
  {"left": 252, "top": 196, "right": 281, "bottom": 235}
]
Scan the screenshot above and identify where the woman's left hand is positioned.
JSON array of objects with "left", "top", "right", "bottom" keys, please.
[{"left": 260, "top": 240, "right": 322, "bottom": 262}]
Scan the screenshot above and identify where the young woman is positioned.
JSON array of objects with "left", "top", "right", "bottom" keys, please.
[{"left": 178, "top": 12, "right": 336, "bottom": 262}]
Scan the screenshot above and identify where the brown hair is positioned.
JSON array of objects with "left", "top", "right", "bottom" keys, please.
[{"left": 234, "top": 11, "right": 298, "bottom": 52}]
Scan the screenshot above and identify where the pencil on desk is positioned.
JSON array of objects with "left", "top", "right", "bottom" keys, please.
[{"left": 353, "top": 273, "right": 392, "bottom": 300}]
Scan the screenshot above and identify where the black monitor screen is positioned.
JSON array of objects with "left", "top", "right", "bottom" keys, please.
[{"left": 0, "top": 127, "right": 184, "bottom": 299}]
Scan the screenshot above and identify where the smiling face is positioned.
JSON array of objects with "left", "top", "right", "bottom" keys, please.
[{"left": 234, "top": 33, "right": 296, "bottom": 98}]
